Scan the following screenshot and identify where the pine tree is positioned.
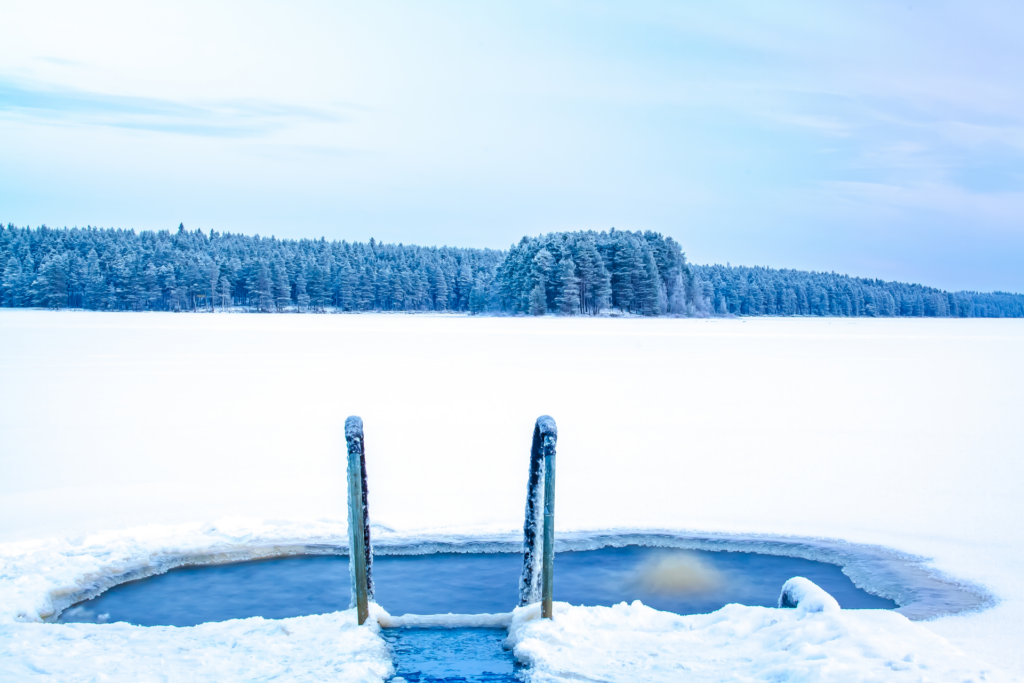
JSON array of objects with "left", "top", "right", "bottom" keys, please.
[
  {"left": 554, "top": 257, "right": 581, "bottom": 314},
  {"left": 531, "top": 248, "right": 555, "bottom": 313},
  {"left": 637, "top": 249, "right": 661, "bottom": 315},
  {"left": 105, "top": 282, "right": 119, "bottom": 311},
  {"left": 390, "top": 268, "right": 405, "bottom": 310},
  {"left": 574, "top": 244, "right": 598, "bottom": 314},
  {"left": 219, "top": 275, "right": 232, "bottom": 310},
  {"left": 358, "top": 265, "right": 376, "bottom": 310},
  {"left": 339, "top": 261, "right": 356, "bottom": 311},
  {"left": 208, "top": 261, "right": 219, "bottom": 311},
  {"left": 138, "top": 263, "right": 156, "bottom": 310},
  {"left": 612, "top": 239, "right": 635, "bottom": 312},
  {"left": 308, "top": 265, "right": 326, "bottom": 311},
  {"left": 31, "top": 257, "right": 68, "bottom": 309},
  {"left": 529, "top": 282, "right": 547, "bottom": 315},
  {"left": 256, "top": 262, "right": 273, "bottom": 312},
  {"left": 469, "top": 272, "right": 489, "bottom": 314},
  {"left": 456, "top": 263, "right": 473, "bottom": 311},
  {"left": 273, "top": 259, "right": 290, "bottom": 311},
  {"left": 592, "top": 257, "right": 611, "bottom": 314},
  {"left": 295, "top": 269, "right": 310, "bottom": 311},
  {"left": 2, "top": 256, "right": 22, "bottom": 307},
  {"left": 433, "top": 267, "right": 448, "bottom": 310}
]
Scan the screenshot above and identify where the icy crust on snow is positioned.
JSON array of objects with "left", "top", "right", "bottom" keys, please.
[
  {"left": 379, "top": 612, "right": 512, "bottom": 629},
  {"left": 0, "top": 521, "right": 990, "bottom": 626},
  {"left": 0, "top": 605, "right": 394, "bottom": 683},
  {"left": 505, "top": 598, "right": 1004, "bottom": 683}
]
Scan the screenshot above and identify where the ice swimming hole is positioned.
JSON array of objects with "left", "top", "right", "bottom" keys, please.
[{"left": 59, "top": 545, "right": 895, "bottom": 682}]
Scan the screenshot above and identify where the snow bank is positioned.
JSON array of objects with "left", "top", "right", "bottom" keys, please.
[
  {"left": 0, "top": 606, "right": 393, "bottom": 683},
  {"left": 507, "top": 592, "right": 1003, "bottom": 682}
]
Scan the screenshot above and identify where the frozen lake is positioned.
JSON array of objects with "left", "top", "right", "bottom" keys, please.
[{"left": 1, "top": 311, "right": 1022, "bottom": 680}]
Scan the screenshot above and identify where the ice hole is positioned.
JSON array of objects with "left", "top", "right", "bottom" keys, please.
[
  {"left": 57, "top": 546, "right": 894, "bottom": 681},
  {"left": 58, "top": 546, "right": 895, "bottom": 627}
]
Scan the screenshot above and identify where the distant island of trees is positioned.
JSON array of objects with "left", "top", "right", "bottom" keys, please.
[{"left": 2, "top": 223, "right": 1022, "bottom": 318}]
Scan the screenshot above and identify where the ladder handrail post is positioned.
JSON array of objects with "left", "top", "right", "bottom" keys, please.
[
  {"left": 519, "top": 415, "right": 557, "bottom": 618},
  {"left": 345, "top": 416, "right": 372, "bottom": 625},
  {"left": 541, "top": 426, "right": 557, "bottom": 619}
]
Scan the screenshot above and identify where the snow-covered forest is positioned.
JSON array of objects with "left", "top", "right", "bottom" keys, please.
[{"left": 2, "top": 223, "right": 1022, "bottom": 317}]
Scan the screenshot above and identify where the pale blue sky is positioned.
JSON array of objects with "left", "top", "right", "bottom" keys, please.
[{"left": 2, "top": 1, "right": 1022, "bottom": 291}]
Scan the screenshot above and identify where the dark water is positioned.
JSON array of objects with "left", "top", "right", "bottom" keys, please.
[
  {"left": 383, "top": 628, "right": 518, "bottom": 682},
  {"left": 59, "top": 546, "right": 895, "bottom": 626},
  {"left": 59, "top": 547, "right": 895, "bottom": 683}
]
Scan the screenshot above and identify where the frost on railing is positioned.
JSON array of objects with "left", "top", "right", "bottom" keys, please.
[
  {"left": 779, "top": 577, "right": 840, "bottom": 614},
  {"left": 519, "top": 415, "right": 557, "bottom": 618},
  {"left": 345, "top": 416, "right": 374, "bottom": 625}
]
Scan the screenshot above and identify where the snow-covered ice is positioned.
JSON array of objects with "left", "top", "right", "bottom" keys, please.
[{"left": 1, "top": 311, "right": 1022, "bottom": 680}]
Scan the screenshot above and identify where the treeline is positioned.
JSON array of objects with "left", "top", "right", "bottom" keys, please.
[
  {"left": 1, "top": 223, "right": 1022, "bottom": 317},
  {"left": 692, "top": 264, "right": 1024, "bottom": 318},
  {"left": 0, "top": 224, "right": 503, "bottom": 313}
]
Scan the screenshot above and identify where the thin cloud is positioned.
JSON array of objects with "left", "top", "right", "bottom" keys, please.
[{"left": 0, "top": 79, "right": 345, "bottom": 137}]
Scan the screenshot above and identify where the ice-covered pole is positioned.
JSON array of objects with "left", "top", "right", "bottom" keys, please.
[
  {"left": 519, "top": 415, "right": 557, "bottom": 616},
  {"left": 541, "top": 420, "right": 557, "bottom": 619},
  {"left": 345, "top": 416, "right": 374, "bottom": 625}
]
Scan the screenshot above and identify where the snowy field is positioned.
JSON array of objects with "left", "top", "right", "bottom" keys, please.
[{"left": 1, "top": 310, "right": 1022, "bottom": 680}]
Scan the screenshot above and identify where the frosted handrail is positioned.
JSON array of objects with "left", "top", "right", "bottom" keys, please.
[
  {"left": 520, "top": 416, "right": 558, "bottom": 618},
  {"left": 345, "top": 416, "right": 374, "bottom": 625}
]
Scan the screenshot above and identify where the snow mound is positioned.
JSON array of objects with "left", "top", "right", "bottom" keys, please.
[
  {"left": 0, "top": 605, "right": 393, "bottom": 683},
  {"left": 507, "top": 595, "right": 1004, "bottom": 682}
]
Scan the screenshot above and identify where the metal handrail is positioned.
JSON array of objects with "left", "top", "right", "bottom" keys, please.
[
  {"left": 519, "top": 415, "right": 557, "bottom": 618},
  {"left": 345, "top": 416, "right": 374, "bottom": 625},
  {"left": 348, "top": 415, "right": 557, "bottom": 625}
]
